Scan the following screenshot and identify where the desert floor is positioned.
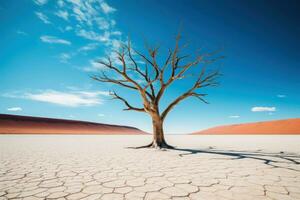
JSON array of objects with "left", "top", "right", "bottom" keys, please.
[{"left": 0, "top": 135, "right": 300, "bottom": 200}]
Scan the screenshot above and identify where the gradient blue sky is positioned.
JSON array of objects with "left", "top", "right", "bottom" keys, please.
[{"left": 1, "top": 0, "right": 299, "bottom": 134}]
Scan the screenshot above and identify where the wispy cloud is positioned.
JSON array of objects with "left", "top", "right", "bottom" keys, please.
[
  {"left": 16, "top": 30, "right": 28, "bottom": 36},
  {"left": 59, "top": 53, "right": 71, "bottom": 63},
  {"left": 277, "top": 94, "right": 286, "bottom": 98},
  {"left": 95, "top": 17, "right": 110, "bottom": 30},
  {"left": 76, "top": 30, "right": 110, "bottom": 42},
  {"left": 100, "top": 2, "right": 116, "bottom": 14},
  {"left": 33, "top": 0, "right": 48, "bottom": 6},
  {"left": 72, "top": 6, "right": 89, "bottom": 24},
  {"left": 7, "top": 107, "right": 22, "bottom": 112},
  {"left": 65, "top": 26, "right": 73, "bottom": 31},
  {"left": 78, "top": 43, "right": 99, "bottom": 52},
  {"left": 82, "top": 60, "right": 106, "bottom": 72},
  {"left": 57, "top": 0, "right": 64, "bottom": 7},
  {"left": 98, "top": 113, "right": 105, "bottom": 117},
  {"left": 40, "top": 35, "right": 71, "bottom": 45},
  {"left": 75, "top": 91, "right": 109, "bottom": 97},
  {"left": 35, "top": 12, "right": 51, "bottom": 24},
  {"left": 33, "top": 0, "right": 122, "bottom": 68},
  {"left": 4, "top": 90, "right": 109, "bottom": 107},
  {"left": 229, "top": 115, "right": 240, "bottom": 118},
  {"left": 251, "top": 106, "right": 276, "bottom": 112},
  {"left": 111, "top": 31, "right": 122, "bottom": 36},
  {"left": 55, "top": 10, "right": 69, "bottom": 21},
  {"left": 61, "top": 0, "right": 120, "bottom": 46}
]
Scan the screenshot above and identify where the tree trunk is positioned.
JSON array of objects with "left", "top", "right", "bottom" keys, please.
[
  {"left": 148, "top": 115, "right": 173, "bottom": 149},
  {"left": 133, "top": 112, "right": 174, "bottom": 149}
]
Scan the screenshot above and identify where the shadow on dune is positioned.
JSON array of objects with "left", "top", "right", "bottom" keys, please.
[{"left": 169, "top": 147, "right": 300, "bottom": 171}]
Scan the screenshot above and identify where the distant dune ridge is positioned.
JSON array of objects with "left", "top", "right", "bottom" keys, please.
[
  {"left": 194, "top": 118, "right": 300, "bottom": 134},
  {"left": 0, "top": 114, "right": 146, "bottom": 134}
]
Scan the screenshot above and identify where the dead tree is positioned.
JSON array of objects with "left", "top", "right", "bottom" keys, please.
[{"left": 92, "top": 33, "right": 221, "bottom": 149}]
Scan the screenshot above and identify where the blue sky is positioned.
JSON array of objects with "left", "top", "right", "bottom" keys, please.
[{"left": 1, "top": 0, "right": 299, "bottom": 134}]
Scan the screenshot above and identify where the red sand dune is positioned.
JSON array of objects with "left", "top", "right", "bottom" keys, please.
[
  {"left": 194, "top": 118, "right": 300, "bottom": 135},
  {"left": 0, "top": 114, "right": 146, "bottom": 134}
]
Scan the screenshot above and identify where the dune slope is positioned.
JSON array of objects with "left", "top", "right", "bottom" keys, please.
[
  {"left": 0, "top": 114, "right": 146, "bottom": 134},
  {"left": 194, "top": 118, "right": 300, "bottom": 134}
]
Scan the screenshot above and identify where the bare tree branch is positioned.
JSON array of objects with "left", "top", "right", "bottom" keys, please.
[
  {"left": 91, "top": 31, "right": 222, "bottom": 148},
  {"left": 110, "top": 91, "right": 145, "bottom": 112},
  {"left": 94, "top": 55, "right": 154, "bottom": 104},
  {"left": 161, "top": 70, "right": 220, "bottom": 121},
  {"left": 91, "top": 73, "right": 137, "bottom": 91},
  {"left": 92, "top": 32, "right": 222, "bottom": 130}
]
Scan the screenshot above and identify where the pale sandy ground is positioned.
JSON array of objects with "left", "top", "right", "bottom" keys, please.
[{"left": 0, "top": 135, "right": 300, "bottom": 200}]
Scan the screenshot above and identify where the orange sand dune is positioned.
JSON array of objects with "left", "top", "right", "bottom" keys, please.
[
  {"left": 0, "top": 114, "right": 146, "bottom": 134},
  {"left": 194, "top": 118, "right": 300, "bottom": 135}
]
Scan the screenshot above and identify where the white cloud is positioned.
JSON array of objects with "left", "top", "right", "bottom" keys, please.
[
  {"left": 75, "top": 91, "right": 109, "bottom": 97},
  {"left": 95, "top": 17, "right": 110, "bottom": 30},
  {"left": 76, "top": 29, "right": 110, "bottom": 42},
  {"left": 33, "top": 0, "right": 123, "bottom": 75},
  {"left": 33, "top": 0, "right": 48, "bottom": 6},
  {"left": 57, "top": 0, "right": 64, "bottom": 7},
  {"left": 82, "top": 60, "right": 106, "bottom": 72},
  {"left": 110, "top": 39, "right": 122, "bottom": 49},
  {"left": 59, "top": 53, "right": 71, "bottom": 63},
  {"left": 7, "top": 107, "right": 22, "bottom": 112},
  {"left": 65, "top": 26, "right": 73, "bottom": 31},
  {"left": 55, "top": 10, "right": 69, "bottom": 21},
  {"left": 68, "top": 0, "right": 82, "bottom": 7},
  {"left": 229, "top": 115, "right": 240, "bottom": 118},
  {"left": 78, "top": 43, "right": 99, "bottom": 52},
  {"left": 73, "top": 6, "right": 89, "bottom": 24},
  {"left": 82, "top": 67, "right": 96, "bottom": 72},
  {"left": 111, "top": 31, "right": 122, "bottom": 36},
  {"left": 40, "top": 35, "right": 71, "bottom": 45},
  {"left": 4, "top": 90, "right": 108, "bottom": 107},
  {"left": 277, "top": 94, "right": 286, "bottom": 98},
  {"left": 100, "top": 2, "right": 116, "bottom": 14},
  {"left": 16, "top": 30, "right": 28, "bottom": 36},
  {"left": 98, "top": 113, "right": 105, "bottom": 117},
  {"left": 110, "top": 19, "right": 116, "bottom": 26},
  {"left": 251, "top": 107, "right": 276, "bottom": 112},
  {"left": 35, "top": 12, "right": 51, "bottom": 24}
]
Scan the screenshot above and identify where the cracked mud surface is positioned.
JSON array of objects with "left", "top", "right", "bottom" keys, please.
[{"left": 0, "top": 135, "right": 300, "bottom": 200}]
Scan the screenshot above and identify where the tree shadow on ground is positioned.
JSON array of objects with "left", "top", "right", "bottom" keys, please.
[{"left": 170, "top": 147, "right": 300, "bottom": 171}]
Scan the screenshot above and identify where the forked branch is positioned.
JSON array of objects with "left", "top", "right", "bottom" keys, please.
[
  {"left": 92, "top": 32, "right": 222, "bottom": 121},
  {"left": 161, "top": 69, "right": 220, "bottom": 121},
  {"left": 110, "top": 91, "right": 145, "bottom": 112}
]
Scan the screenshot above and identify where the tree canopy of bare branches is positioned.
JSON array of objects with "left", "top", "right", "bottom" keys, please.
[{"left": 92, "top": 33, "right": 222, "bottom": 148}]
